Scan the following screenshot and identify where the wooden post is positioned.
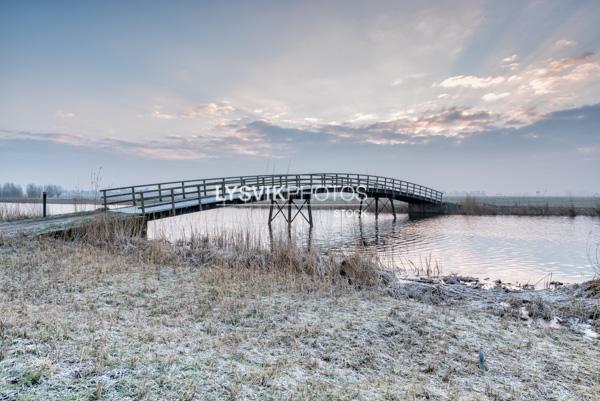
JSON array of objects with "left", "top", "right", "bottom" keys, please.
[
  {"left": 170, "top": 188, "right": 175, "bottom": 215},
  {"left": 158, "top": 184, "right": 163, "bottom": 202},
  {"left": 307, "top": 198, "right": 313, "bottom": 227},
  {"left": 102, "top": 190, "right": 107, "bottom": 210},
  {"left": 389, "top": 197, "right": 396, "bottom": 220},
  {"left": 287, "top": 199, "right": 292, "bottom": 224},
  {"left": 131, "top": 187, "right": 136, "bottom": 206},
  {"left": 42, "top": 191, "right": 47, "bottom": 217},
  {"left": 197, "top": 185, "right": 202, "bottom": 209},
  {"left": 181, "top": 182, "right": 186, "bottom": 199},
  {"left": 140, "top": 192, "right": 145, "bottom": 214},
  {"left": 268, "top": 199, "right": 275, "bottom": 226},
  {"left": 375, "top": 196, "right": 379, "bottom": 218}
]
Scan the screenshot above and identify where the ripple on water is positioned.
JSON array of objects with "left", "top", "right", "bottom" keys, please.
[{"left": 148, "top": 208, "right": 600, "bottom": 285}]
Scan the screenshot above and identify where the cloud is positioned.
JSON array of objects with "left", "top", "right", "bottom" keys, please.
[
  {"left": 151, "top": 101, "right": 236, "bottom": 120},
  {"left": 523, "top": 52, "right": 600, "bottom": 94},
  {"left": 180, "top": 102, "right": 236, "bottom": 118},
  {"left": 436, "top": 52, "right": 600, "bottom": 111},
  {"left": 437, "top": 75, "right": 505, "bottom": 88},
  {"left": 56, "top": 111, "right": 75, "bottom": 119},
  {"left": 576, "top": 146, "right": 597, "bottom": 155},
  {"left": 501, "top": 54, "right": 520, "bottom": 71},
  {"left": 554, "top": 39, "right": 577, "bottom": 48},
  {"left": 2, "top": 104, "right": 599, "bottom": 165},
  {"left": 357, "top": 107, "right": 500, "bottom": 138},
  {"left": 391, "top": 73, "right": 426, "bottom": 87},
  {"left": 502, "top": 54, "right": 519, "bottom": 63},
  {"left": 0, "top": 128, "right": 276, "bottom": 161},
  {"left": 151, "top": 110, "right": 177, "bottom": 120},
  {"left": 482, "top": 92, "right": 510, "bottom": 102}
]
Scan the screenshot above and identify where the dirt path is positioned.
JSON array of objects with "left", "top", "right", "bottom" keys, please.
[{"left": 0, "top": 211, "right": 123, "bottom": 237}]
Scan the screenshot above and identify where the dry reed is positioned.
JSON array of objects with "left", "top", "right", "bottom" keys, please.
[{"left": 0, "top": 203, "right": 42, "bottom": 221}]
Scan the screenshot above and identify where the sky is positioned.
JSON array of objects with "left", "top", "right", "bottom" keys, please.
[{"left": 1, "top": 0, "right": 599, "bottom": 195}]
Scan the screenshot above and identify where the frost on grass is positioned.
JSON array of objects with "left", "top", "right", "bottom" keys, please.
[{"left": 0, "top": 237, "right": 599, "bottom": 401}]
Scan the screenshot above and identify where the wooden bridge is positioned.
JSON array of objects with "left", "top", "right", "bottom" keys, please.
[
  {"left": 101, "top": 173, "right": 444, "bottom": 225},
  {"left": 0, "top": 174, "right": 443, "bottom": 237}
]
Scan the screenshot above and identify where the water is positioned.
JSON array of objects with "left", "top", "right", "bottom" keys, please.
[
  {"left": 0, "top": 202, "right": 99, "bottom": 216},
  {"left": 148, "top": 207, "right": 600, "bottom": 286}
]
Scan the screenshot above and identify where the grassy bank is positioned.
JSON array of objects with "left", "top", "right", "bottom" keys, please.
[
  {"left": 1, "top": 227, "right": 599, "bottom": 400},
  {"left": 456, "top": 196, "right": 600, "bottom": 217},
  {"left": 0, "top": 203, "right": 42, "bottom": 222},
  {"left": 0, "top": 198, "right": 98, "bottom": 206}
]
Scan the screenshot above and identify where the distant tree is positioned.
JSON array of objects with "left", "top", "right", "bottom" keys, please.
[
  {"left": 26, "top": 183, "right": 43, "bottom": 198},
  {"left": 0, "top": 182, "right": 24, "bottom": 198},
  {"left": 44, "top": 184, "right": 64, "bottom": 198}
]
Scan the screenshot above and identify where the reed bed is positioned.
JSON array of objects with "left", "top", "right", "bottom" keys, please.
[
  {"left": 458, "top": 196, "right": 599, "bottom": 217},
  {"left": 0, "top": 203, "right": 42, "bottom": 221}
]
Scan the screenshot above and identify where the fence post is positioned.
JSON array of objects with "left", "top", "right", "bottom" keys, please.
[
  {"left": 131, "top": 187, "right": 136, "bottom": 206},
  {"left": 42, "top": 191, "right": 47, "bottom": 217},
  {"left": 102, "top": 190, "right": 107, "bottom": 210},
  {"left": 140, "top": 192, "right": 145, "bottom": 214},
  {"left": 171, "top": 188, "right": 175, "bottom": 215},
  {"left": 182, "top": 182, "right": 186, "bottom": 199}
]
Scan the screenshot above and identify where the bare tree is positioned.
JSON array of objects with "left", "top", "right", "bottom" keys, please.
[
  {"left": 0, "top": 183, "right": 24, "bottom": 198},
  {"left": 44, "top": 184, "right": 64, "bottom": 198},
  {"left": 26, "top": 184, "right": 43, "bottom": 198}
]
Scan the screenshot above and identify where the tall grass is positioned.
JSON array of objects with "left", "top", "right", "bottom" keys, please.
[
  {"left": 397, "top": 253, "right": 442, "bottom": 278},
  {"left": 459, "top": 196, "right": 593, "bottom": 216},
  {"left": 65, "top": 214, "right": 384, "bottom": 289},
  {"left": 0, "top": 203, "right": 42, "bottom": 221},
  {"left": 590, "top": 240, "right": 600, "bottom": 278}
]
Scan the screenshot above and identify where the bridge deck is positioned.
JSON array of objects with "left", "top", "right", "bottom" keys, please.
[{"left": 102, "top": 173, "right": 443, "bottom": 220}]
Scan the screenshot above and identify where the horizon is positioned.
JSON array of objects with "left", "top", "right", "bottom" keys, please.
[{"left": 1, "top": 1, "right": 600, "bottom": 195}]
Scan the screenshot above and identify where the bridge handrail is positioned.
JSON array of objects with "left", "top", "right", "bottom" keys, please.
[
  {"left": 100, "top": 173, "right": 443, "bottom": 209},
  {"left": 101, "top": 173, "right": 428, "bottom": 192}
]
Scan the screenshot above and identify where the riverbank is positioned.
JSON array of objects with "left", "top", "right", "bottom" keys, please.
[
  {"left": 0, "top": 198, "right": 97, "bottom": 205},
  {"left": 237, "top": 197, "right": 600, "bottom": 217},
  {"left": 1, "top": 232, "right": 598, "bottom": 400}
]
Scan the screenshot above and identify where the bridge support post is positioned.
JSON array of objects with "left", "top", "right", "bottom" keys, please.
[
  {"left": 359, "top": 197, "right": 363, "bottom": 216},
  {"left": 268, "top": 199, "right": 275, "bottom": 224},
  {"left": 364, "top": 196, "right": 396, "bottom": 219},
  {"left": 389, "top": 197, "right": 396, "bottom": 220},
  {"left": 268, "top": 195, "right": 313, "bottom": 227}
]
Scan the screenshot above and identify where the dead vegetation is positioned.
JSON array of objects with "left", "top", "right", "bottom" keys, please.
[
  {"left": 0, "top": 203, "right": 41, "bottom": 222},
  {"left": 582, "top": 279, "right": 600, "bottom": 298},
  {"left": 459, "top": 196, "right": 597, "bottom": 217},
  {"left": 0, "top": 220, "right": 599, "bottom": 400}
]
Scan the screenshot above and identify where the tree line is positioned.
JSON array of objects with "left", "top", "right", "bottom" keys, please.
[{"left": 0, "top": 183, "right": 64, "bottom": 199}]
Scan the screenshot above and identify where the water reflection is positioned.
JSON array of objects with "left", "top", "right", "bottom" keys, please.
[{"left": 148, "top": 207, "right": 600, "bottom": 285}]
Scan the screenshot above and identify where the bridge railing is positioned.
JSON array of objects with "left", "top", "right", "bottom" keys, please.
[{"left": 100, "top": 173, "right": 443, "bottom": 213}]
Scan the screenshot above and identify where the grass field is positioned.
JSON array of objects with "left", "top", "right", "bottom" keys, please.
[{"left": 0, "top": 229, "right": 598, "bottom": 400}]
